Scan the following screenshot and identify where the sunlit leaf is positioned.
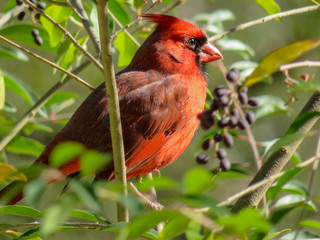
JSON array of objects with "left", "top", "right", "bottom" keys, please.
[
  {"left": 69, "top": 209, "right": 109, "bottom": 223},
  {"left": 289, "top": 81, "right": 320, "bottom": 93},
  {"left": 0, "top": 205, "right": 42, "bottom": 218},
  {"left": 108, "top": 0, "right": 131, "bottom": 25},
  {"left": 49, "top": 141, "right": 85, "bottom": 168},
  {"left": 300, "top": 220, "right": 320, "bottom": 231},
  {"left": 281, "top": 230, "right": 320, "bottom": 239},
  {"left": 0, "top": 163, "right": 27, "bottom": 182},
  {"left": 185, "top": 220, "right": 204, "bottom": 240},
  {"left": 255, "top": 0, "right": 281, "bottom": 16},
  {"left": 274, "top": 194, "right": 305, "bottom": 209},
  {"left": 3, "top": 101, "right": 16, "bottom": 113},
  {"left": 137, "top": 175, "right": 178, "bottom": 192},
  {"left": 217, "top": 39, "right": 254, "bottom": 59},
  {"left": 159, "top": 216, "right": 190, "bottom": 240},
  {"left": 41, "top": 5, "right": 73, "bottom": 47},
  {"left": 23, "top": 122, "right": 53, "bottom": 136},
  {"left": 6, "top": 136, "right": 44, "bottom": 157},
  {"left": 45, "top": 92, "right": 78, "bottom": 108},
  {"left": 0, "top": 24, "right": 56, "bottom": 51},
  {"left": 80, "top": 150, "right": 111, "bottom": 176},
  {"left": 194, "top": 10, "right": 235, "bottom": 24},
  {"left": 0, "top": 47, "right": 28, "bottom": 61},
  {"left": 254, "top": 95, "right": 287, "bottom": 119},
  {"left": 245, "top": 39, "right": 320, "bottom": 87},
  {"left": 263, "top": 229, "right": 291, "bottom": 240},
  {"left": 184, "top": 168, "right": 215, "bottom": 195},
  {"left": 114, "top": 31, "right": 139, "bottom": 67}
]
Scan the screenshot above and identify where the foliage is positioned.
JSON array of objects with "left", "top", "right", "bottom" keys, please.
[{"left": 0, "top": 0, "right": 320, "bottom": 239}]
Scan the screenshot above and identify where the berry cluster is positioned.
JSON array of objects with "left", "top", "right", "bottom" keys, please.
[
  {"left": 197, "top": 68, "right": 259, "bottom": 171},
  {"left": 16, "top": 0, "right": 46, "bottom": 46}
]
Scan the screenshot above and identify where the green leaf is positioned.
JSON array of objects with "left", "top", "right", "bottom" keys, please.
[
  {"left": 108, "top": 0, "right": 131, "bottom": 25},
  {"left": 274, "top": 194, "right": 305, "bottom": 209},
  {"left": 287, "top": 111, "right": 320, "bottom": 134},
  {"left": 69, "top": 180, "right": 101, "bottom": 211},
  {"left": 263, "top": 229, "right": 291, "bottom": 240},
  {"left": 217, "top": 39, "right": 254, "bottom": 59},
  {"left": 194, "top": 10, "right": 235, "bottom": 24},
  {"left": 267, "top": 168, "right": 302, "bottom": 200},
  {"left": 6, "top": 136, "right": 44, "bottom": 157},
  {"left": 0, "top": 205, "right": 42, "bottom": 218},
  {"left": 281, "top": 180, "right": 308, "bottom": 196},
  {"left": 184, "top": 168, "right": 215, "bottom": 196},
  {"left": 69, "top": 209, "right": 109, "bottom": 223},
  {"left": 254, "top": 95, "right": 287, "bottom": 119},
  {"left": 137, "top": 175, "right": 178, "bottom": 192},
  {"left": 24, "top": 179, "right": 46, "bottom": 205},
  {"left": 255, "top": 0, "right": 281, "bottom": 15},
  {"left": 3, "top": 71, "right": 48, "bottom": 117},
  {"left": 0, "top": 47, "right": 28, "bottom": 61},
  {"left": 45, "top": 92, "right": 78, "bottom": 108},
  {"left": 80, "top": 150, "right": 111, "bottom": 176},
  {"left": 300, "top": 220, "right": 320, "bottom": 231},
  {"left": 218, "top": 209, "right": 271, "bottom": 235},
  {"left": 289, "top": 81, "right": 320, "bottom": 93},
  {"left": 0, "top": 70, "right": 4, "bottom": 112},
  {"left": 41, "top": 5, "right": 73, "bottom": 47},
  {"left": 245, "top": 39, "right": 320, "bottom": 87},
  {"left": 114, "top": 31, "right": 139, "bottom": 67},
  {"left": 0, "top": 24, "right": 56, "bottom": 52},
  {"left": 14, "top": 228, "right": 42, "bottom": 240},
  {"left": 23, "top": 122, "right": 53, "bottom": 136},
  {"left": 186, "top": 220, "right": 204, "bottom": 240},
  {"left": 159, "top": 216, "right": 190, "bottom": 240},
  {"left": 3, "top": 101, "right": 17, "bottom": 113},
  {"left": 49, "top": 141, "right": 85, "bottom": 168}
]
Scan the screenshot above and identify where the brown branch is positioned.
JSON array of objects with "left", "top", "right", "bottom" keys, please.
[{"left": 231, "top": 91, "right": 320, "bottom": 213}]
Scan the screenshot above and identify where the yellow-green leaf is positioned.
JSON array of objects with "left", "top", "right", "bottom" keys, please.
[
  {"left": 255, "top": 0, "right": 280, "bottom": 15},
  {"left": 114, "top": 31, "right": 139, "bottom": 67},
  {"left": 41, "top": 5, "right": 73, "bottom": 47},
  {"left": 0, "top": 163, "right": 27, "bottom": 182},
  {"left": 244, "top": 39, "right": 320, "bottom": 87}
]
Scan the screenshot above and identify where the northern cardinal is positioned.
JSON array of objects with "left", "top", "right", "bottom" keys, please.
[{"left": 0, "top": 14, "right": 222, "bottom": 204}]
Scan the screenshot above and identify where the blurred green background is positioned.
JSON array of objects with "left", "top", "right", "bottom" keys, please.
[{"left": 1, "top": 0, "right": 320, "bottom": 239}]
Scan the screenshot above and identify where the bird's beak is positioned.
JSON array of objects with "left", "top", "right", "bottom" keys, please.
[{"left": 199, "top": 42, "right": 223, "bottom": 63}]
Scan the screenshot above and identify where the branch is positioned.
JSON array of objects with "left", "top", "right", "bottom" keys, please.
[
  {"left": 0, "top": 5, "right": 26, "bottom": 28},
  {"left": 219, "top": 156, "right": 317, "bottom": 207},
  {"left": 23, "top": 0, "right": 104, "bottom": 72},
  {"left": 0, "top": 35, "right": 94, "bottom": 90},
  {"left": 96, "top": 0, "right": 128, "bottom": 222},
  {"left": 231, "top": 91, "right": 320, "bottom": 213},
  {"left": 69, "top": 0, "right": 101, "bottom": 54},
  {"left": 0, "top": 59, "right": 91, "bottom": 151},
  {"left": 209, "top": 5, "right": 320, "bottom": 42},
  {"left": 44, "top": 0, "right": 68, "bottom": 7},
  {"left": 280, "top": 60, "right": 320, "bottom": 71}
]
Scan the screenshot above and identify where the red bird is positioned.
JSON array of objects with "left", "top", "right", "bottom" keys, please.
[{"left": 1, "top": 14, "right": 222, "bottom": 204}]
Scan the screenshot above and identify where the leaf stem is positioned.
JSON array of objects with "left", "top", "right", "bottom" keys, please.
[
  {"left": 96, "top": 0, "right": 128, "bottom": 222},
  {"left": 0, "top": 35, "right": 94, "bottom": 90},
  {"left": 209, "top": 5, "right": 320, "bottom": 42}
]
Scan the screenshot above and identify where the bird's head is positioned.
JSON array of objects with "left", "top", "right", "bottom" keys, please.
[{"left": 127, "top": 14, "right": 222, "bottom": 75}]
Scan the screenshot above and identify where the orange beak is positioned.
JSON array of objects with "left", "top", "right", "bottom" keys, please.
[{"left": 199, "top": 42, "right": 223, "bottom": 63}]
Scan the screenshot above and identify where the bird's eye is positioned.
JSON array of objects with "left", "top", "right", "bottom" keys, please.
[{"left": 187, "top": 37, "right": 196, "bottom": 49}]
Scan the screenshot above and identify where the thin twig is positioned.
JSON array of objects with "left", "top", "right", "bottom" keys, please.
[
  {"left": 209, "top": 5, "right": 320, "bottom": 42},
  {"left": 44, "top": 0, "right": 68, "bottom": 7},
  {"left": 0, "top": 35, "right": 94, "bottom": 90},
  {"left": 108, "top": 10, "right": 140, "bottom": 46},
  {"left": 23, "top": 0, "right": 104, "bottom": 72},
  {"left": 0, "top": 5, "right": 26, "bottom": 28},
  {"left": 280, "top": 61, "right": 320, "bottom": 71},
  {"left": 70, "top": 0, "right": 101, "bottom": 54},
  {"left": 0, "top": 59, "right": 91, "bottom": 151},
  {"left": 219, "top": 156, "right": 317, "bottom": 207},
  {"left": 97, "top": 0, "right": 128, "bottom": 222}
]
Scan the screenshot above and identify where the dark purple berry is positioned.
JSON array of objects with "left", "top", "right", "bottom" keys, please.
[
  {"left": 214, "top": 86, "right": 229, "bottom": 98},
  {"left": 34, "top": 36, "right": 43, "bottom": 46},
  {"left": 37, "top": 2, "right": 47, "bottom": 9},
  {"left": 217, "top": 148, "right": 227, "bottom": 160},
  {"left": 35, "top": 13, "right": 41, "bottom": 20},
  {"left": 223, "top": 133, "right": 234, "bottom": 147},
  {"left": 218, "top": 117, "right": 229, "bottom": 128},
  {"left": 17, "top": 11, "right": 26, "bottom": 20},
  {"left": 220, "top": 158, "right": 231, "bottom": 171},
  {"left": 210, "top": 100, "right": 219, "bottom": 112},
  {"left": 246, "top": 111, "right": 256, "bottom": 125},
  {"left": 196, "top": 154, "right": 210, "bottom": 165},
  {"left": 199, "top": 110, "right": 215, "bottom": 130},
  {"left": 248, "top": 98, "right": 259, "bottom": 107},
  {"left": 202, "top": 139, "right": 214, "bottom": 151},
  {"left": 238, "top": 91, "right": 248, "bottom": 105},
  {"left": 28, "top": 6, "right": 33, "bottom": 12},
  {"left": 226, "top": 68, "right": 240, "bottom": 83},
  {"left": 30, "top": 0, "right": 36, "bottom": 3},
  {"left": 214, "top": 133, "right": 223, "bottom": 142},
  {"left": 229, "top": 116, "right": 238, "bottom": 129},
  {"left": 238, "top": 118, "right": 248, "bottom": 130},
  {"left": 31, "top": 29, "right": 39, "bottom": 37},
  {"left": 231, "top": 108, "right": 240, "bottom": 119},
  {"left": 16, "top": 0, "right": 23, "bottom": 5},
  {"left": 219, "top": 95, "right": 230, "bottom": 107}
]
